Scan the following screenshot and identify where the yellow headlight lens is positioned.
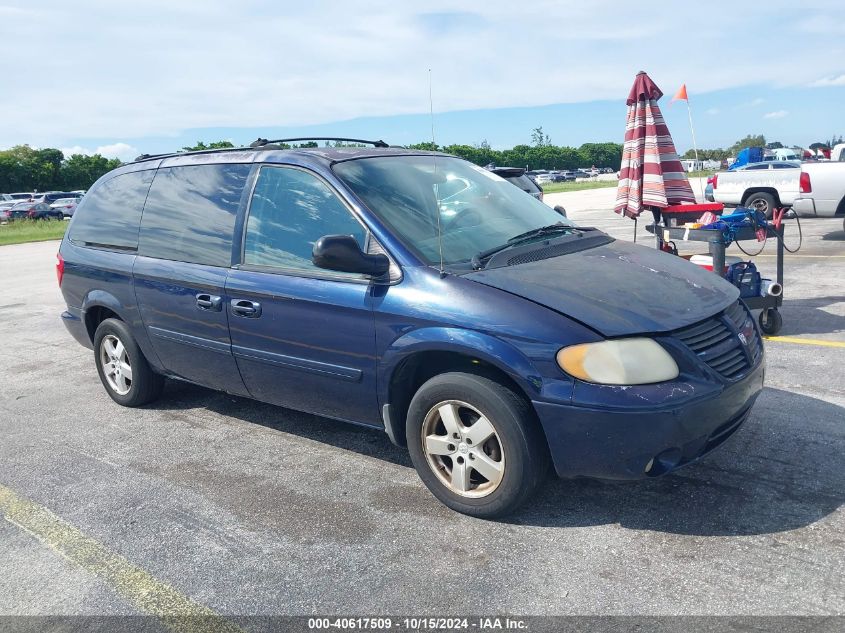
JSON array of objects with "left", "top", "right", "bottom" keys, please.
[{"left": 557, "top": 338, "right": 679, "bottom": 385}]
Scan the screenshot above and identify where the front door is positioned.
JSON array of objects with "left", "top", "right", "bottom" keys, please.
[{"left": 225, "top": 165, "right": 380, "bottom": 425}]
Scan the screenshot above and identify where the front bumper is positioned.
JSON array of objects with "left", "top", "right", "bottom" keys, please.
[{"left": 533, "top": 360, "right": 765, "bottom": 480}]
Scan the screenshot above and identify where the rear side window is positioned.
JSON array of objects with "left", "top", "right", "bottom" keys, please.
[
  {"left": 68, "top": 170, "right": 154, "bottom": 250},
  {"left": 508, "top": 175, "right": 541, "bottom": 195},
  {"left": 139, "top": 164, "right": 250, "bottom": 267}
]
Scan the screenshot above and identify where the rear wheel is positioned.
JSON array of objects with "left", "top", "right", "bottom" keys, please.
[
  {"left": 745, "top": 192, "right": 777, "bottom": 220},
  {"left": 94, "top": 318, "right": 164, "bottom": 406},
  {"left": 406, "top": 372, "right": 549, "bottom": 518}
]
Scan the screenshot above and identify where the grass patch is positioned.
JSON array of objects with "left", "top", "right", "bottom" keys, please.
[
  {"left": 541, "top": 179, "right": 618, "bottom": 194},
  {"left": 688, "top": 170, "right": 717, "bottom": 178},
  {"left": 0, "top": 219, "right": 68, "bottom": 246}
]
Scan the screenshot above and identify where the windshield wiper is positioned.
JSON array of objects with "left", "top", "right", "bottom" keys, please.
[{"left": 471, "top": 224, "right": 582, "bottom": 270}]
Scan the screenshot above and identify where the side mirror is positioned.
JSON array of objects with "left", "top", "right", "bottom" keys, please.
[
  {"left": 312, "top": 234, "right": 390, "bottom": 276},
  {"left": 554, "top": 205, "right": 568, "bottom": 218}
]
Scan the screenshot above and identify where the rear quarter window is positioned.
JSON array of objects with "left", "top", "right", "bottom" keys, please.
[
  {"left": 138, "top": 164, "right": 250, "bottom": 267},
  {"left": 68, "top": 170, "right": 155, "bottom": 250}
]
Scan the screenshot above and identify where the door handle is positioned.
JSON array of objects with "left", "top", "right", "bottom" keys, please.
[
  {"left": 196, "top": 293, "right": 222, "bottom": 311},
  {"left": 231, "top": 299, "right": 262, "bottom": 318}
]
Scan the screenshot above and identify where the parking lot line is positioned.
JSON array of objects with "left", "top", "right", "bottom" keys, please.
[
  {"left": 0, "top": 482, "right": 243, "bottom": 633},
  {"left": 764, "top": 336, "right": 845, "bottom": 348}
]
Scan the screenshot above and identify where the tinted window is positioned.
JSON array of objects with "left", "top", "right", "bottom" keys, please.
[
  {"left": 745, "top": 164, "right": 768, "bottom": 170},
  {"left": 139, "top": 164, "right": 249, "bottom": 266},
  {"left": 243, "top": 166, "right": 366, "bottom": 273},
  {"left": 507, "top": 175, "right": 541, "bottom": 194},
  {"left": 68, "top": 170, "right": 154, "bottom": 250}
]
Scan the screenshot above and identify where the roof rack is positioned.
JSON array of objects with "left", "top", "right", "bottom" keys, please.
[
  {"left": 131, "top": 136, "right": 391, "bottom": 164},
  {"left": 249, "top": 137, "right": 389, "bottom": 148}
]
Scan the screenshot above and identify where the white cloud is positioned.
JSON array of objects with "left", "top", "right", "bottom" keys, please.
[
  {"left": 60, "top": 142, "right": 139, "bottom": 161},
  {"left": 810, "top": 74, "right": 845, "bottom": 87},
  {"left": 763, "top": 110, "right": 788, "bottom": 119},
  {"left": 0, "top": 0, "right": 843, "bottom": 147}
]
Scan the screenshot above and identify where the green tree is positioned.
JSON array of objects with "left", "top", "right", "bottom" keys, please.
[
  {"left": 578, "top": 142, "right": 623, "bottom": 169},
  {"left": 531, "top": 126, "right": 551, "bottom": 147},
  {"left": 729, "top": 134, "right": 766, "bottom": 153},
  {"left": 765, "top": 141, "right": 784, "bottom": 149},
  {"left": 60, "top": 154, "right": 121, "bottom": 190},
  {"left": 181, "top": 140, "right": 234, "bottom": 151}
]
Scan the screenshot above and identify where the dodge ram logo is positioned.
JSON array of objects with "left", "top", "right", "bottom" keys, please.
[{"left": 738, "top": 318, "right": 754, "bottom": 347}]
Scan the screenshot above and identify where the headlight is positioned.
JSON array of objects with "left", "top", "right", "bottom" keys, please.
[{"left": 556, "top": 338, "right": 679, "bottom": 385}]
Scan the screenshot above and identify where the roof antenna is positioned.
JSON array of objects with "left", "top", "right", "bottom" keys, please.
[{"left": 429, "top": 68, "right": 446, "bottom": 277}]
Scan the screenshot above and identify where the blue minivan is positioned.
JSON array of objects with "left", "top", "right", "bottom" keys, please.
[{"left": 58, "top": 141, "right": 764, "bottom": 518}]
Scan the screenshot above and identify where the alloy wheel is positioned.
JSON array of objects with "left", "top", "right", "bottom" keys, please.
[
  {"left": 99, "top": 334, "right": 132, "bottom": 395},
  {"left": 421, "top": 400, "right": 505, "bottom": 498}
]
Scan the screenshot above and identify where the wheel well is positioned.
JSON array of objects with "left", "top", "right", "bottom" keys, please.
[
  {"left": 386, "top": 351, "right": 530, "bottom": 447},
  {"left": 84, "top": 306, "right": 120, "bottom": 343},
  {"left": 835, "top": 195, "right": 845, "bottom": 217},
  {"left": 742, "top": 188, "right": 780, "bottom": 206}
]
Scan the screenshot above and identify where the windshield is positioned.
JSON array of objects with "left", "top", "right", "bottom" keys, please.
[{"left": 333, "top": 156, "right": 572, "bottom": 269}]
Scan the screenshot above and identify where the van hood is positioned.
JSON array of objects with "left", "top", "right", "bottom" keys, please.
[{"left": 466, "top": 239, "right": 739, "bottom": 337}]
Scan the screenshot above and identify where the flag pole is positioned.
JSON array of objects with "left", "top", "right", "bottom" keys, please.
[{"left": 684, "top": 93, "right": 704, "bottom": 199}]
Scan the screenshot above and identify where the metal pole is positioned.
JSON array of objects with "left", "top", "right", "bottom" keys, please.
[{"left": 685, "top": 98, "right": 705, "bottom": 200}]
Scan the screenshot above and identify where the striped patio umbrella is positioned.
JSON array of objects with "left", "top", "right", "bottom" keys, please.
[{"left": 614, "top": 71, "right": 695, "bottom": 220}]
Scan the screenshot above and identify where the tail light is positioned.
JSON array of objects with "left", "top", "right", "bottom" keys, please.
[
  {"left": 799, "top": 171, "right": 811, "bottom": 193},
  {"left": 711, "top": 174, "right": 718, "bottom": 189},
  {"left": 56, "top": 253, "right": 65, "bottom": 286}
]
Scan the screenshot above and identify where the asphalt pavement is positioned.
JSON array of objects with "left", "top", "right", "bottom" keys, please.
[{"left": 0, "top": 207, "right": 843, "bottom": 622}]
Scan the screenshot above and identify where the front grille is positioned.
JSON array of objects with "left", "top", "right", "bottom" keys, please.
[{"left": 673, "top": 300, "right": 762, "bottom": 380}]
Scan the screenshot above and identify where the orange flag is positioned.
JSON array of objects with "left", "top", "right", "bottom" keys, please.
[{"left": 672, "top": 83, "right": 689, "bottom": 102}]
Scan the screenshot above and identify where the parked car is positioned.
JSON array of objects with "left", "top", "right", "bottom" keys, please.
[
  {"left": 711, "top": 161, "right": 800, "bottom": 218},
  {"left": 9, "top": 201, "right": 57, "bottom": 220},
  {"left": 59, "top": 143, "right": 764, "bottom": 518},
  {"left": 50, "top": 198, "right": 79, "bottom": 218},
  {"left": 533, "top": 172, "right": 555, "bottom": 184},
  {"left": 792, "top": 162, "right": 845, "bottom": 231},
  {"left": 9, "top": 192, "right": 35, "bottom": 201},
  {"left": 0, "top": 200, "right": 17, "bottom": 222},
  {"left": 32, "top": 192, "right": 79, "bottom": 206},
  {"left": 487, "top": 167, "right": 544, "bottom": 202}
]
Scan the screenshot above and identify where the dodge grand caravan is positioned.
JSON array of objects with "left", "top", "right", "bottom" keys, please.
[{"left": 58, "top": 140, "right": 765, "bottom": 518}]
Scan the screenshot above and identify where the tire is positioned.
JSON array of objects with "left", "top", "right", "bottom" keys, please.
[
  {"left": 406, "top": 372, "right": 549, "bottom": 519},
  {"left": 758, "top": 308, "right": 783, "bottom": 335},
  {"left": 93, "top": 318, "right": 164, "bottom": 406},
  {"left": 744, "top": 192, "right": 777, "bottom": 220}
]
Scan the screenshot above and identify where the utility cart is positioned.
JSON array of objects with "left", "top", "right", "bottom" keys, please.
[{"left": 646, "top": 221, "right": 785, "bottom": 335}]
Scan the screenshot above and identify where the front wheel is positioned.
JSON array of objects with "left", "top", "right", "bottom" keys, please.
[
  {"left": 94, "top": 318, "right": 164, "bottom": 406},
  {"left": 406, "top": 372, "right": 549, "bottom": 519}
]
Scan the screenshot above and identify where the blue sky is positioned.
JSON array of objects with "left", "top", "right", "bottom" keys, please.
[{"left": 1, "top": 1, "right": 844, "bottom": 161}]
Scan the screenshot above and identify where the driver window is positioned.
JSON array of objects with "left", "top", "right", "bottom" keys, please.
[{"left": 243, "top": 166, "right": 367, "bottom": 274}]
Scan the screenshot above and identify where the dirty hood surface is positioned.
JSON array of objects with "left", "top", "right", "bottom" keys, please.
[{"left": 466, "top": 238, "right": 739, "bottom": 337}]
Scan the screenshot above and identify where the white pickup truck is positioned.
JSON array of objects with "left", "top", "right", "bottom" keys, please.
[
  {"left": 711, "top": 161, "right": 800, "bottom": 218},
  {"left": 792, "top": 161, "right": 845, "bottom": 230}
]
